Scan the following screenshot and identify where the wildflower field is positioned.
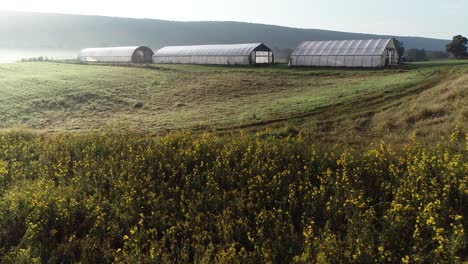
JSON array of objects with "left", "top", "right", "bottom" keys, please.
[{"left": 0, "top": 130, "right": 466, "bottom": 263}]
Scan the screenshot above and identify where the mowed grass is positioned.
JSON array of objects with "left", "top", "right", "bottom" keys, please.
[{"left": 0, "top": 61, "right": 467, "bottom": 139}]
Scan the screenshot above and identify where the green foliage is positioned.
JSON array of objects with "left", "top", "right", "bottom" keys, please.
[
  {"left": 447, "top": 35, "right": 468, "bottom": 59},
  {"left": 427, "top": 51, "right": 449, "bottom": 60},
  {"left": 0, "top": 130, "right": 466, "bottom": 263},
  {"left": 405, "top": 49, "right": 428, "bottom": 62},
  {"left": 392, "top": 38, "right": 405, "bottom": 62}
]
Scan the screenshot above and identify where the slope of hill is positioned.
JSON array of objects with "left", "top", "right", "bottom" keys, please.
[
  {"left": 0, "top": 11, "right": 450, "bottom": 51},
  {"left": 0, "top": 61, "right": 467, "bottom": 263},
  {"left": 0, "top": 61, "right": 467, "bottom": 144}
]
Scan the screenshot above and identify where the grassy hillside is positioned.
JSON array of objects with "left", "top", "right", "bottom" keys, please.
[
  {"left": 0, "top": 11, "right": 450, "bottom": 51},
  {"left": 0, "top": 60, "right": 467, "bottom": 144},
  {"left": 0, "top": 61, "right": 467, "bottom": 263},
  {"left": 372, "top": 61, "right": 468, "bottom": 139}
]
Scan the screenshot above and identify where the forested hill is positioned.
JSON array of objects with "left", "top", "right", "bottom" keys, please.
[{"left": 0, "top": 11, "right": 450, "bottom": 51}]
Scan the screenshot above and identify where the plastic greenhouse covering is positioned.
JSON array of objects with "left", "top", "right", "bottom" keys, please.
[
  {"left": 289, "top": 39, "right": 399, "bottom": 68},
  {"left": 78, "top": 46, "right": 154, "bottom": 63},
  {"left": 153, "top": 43, "right": 274, "bottom": 65}
]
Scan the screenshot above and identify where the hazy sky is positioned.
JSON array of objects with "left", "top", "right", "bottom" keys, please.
[{"left": 1, "top": 0, "right": 467, "bottom": 39}]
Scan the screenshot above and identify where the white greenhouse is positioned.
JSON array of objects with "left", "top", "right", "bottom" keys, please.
[
  {"left": 153, "top": 43, "right": 274, "bottom": 66},
  {"left": 78, "top": 46, "right": 154, "bottom": 63},
  {"left": 289, "top": 39, "right": 399, "bottom": 68}
]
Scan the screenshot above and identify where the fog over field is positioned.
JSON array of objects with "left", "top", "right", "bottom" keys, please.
[{"left": 0, "top": 49, "right": 77, "bottom": 62}]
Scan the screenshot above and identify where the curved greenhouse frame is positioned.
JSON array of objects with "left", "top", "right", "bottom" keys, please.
[
  {"left": 289, "top": 39, "right": 399, "bottom": 68},
  {"left": 78, "top": 46, "right": 154, "bottom": 63},
  {"left": 153, "top": 43, "right": 274, "bottom": 66}
]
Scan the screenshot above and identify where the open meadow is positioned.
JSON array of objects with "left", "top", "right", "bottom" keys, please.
[
  {"left": 0, "top": 61, "right": 467, "bottom": 263},
  {"left": 0, "top": 60, "right": 467, "bottom": 143}
]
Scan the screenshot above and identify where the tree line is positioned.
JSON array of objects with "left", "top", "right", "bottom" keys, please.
[{"left": 395, "top": 35, "right": 467, "bottom": 62}]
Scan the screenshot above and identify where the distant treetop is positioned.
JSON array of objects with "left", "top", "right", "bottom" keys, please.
[{"left": 446, "top": 35, "right": 468, "bottom": 59}]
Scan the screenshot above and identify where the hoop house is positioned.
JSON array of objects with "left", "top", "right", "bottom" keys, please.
[
  {"left": 153, "top": 43, "right": 274, "bottom": 66},
  {"left": 289, "top": 39, "right": 399, "bottom": 68},
  {"left": 78, "top": 46, "right": 154, "bottom": 63}
]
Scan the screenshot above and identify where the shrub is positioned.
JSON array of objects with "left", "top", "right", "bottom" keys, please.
[{"left": 0, "top": 130, "right": 466, "bottom": 263}]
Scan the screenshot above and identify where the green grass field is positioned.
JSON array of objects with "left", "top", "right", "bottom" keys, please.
[
  {"left": 0, "top": 60, "right": 467, "bottom": 263},
  {"left": 0, "top": 60, "right": 467, "bottom": 143}
]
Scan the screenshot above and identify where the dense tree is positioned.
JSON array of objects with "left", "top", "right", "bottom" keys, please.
[
  {"left": 426, "top": 51, "right": 449, "bottom": 60},
  {"left": 446, "top": 35, "right": 468, "bottom": 59},
  {"left": 405, "top": 49, "right": 428, "bottom": 62},
  {"left": 392, "top": 38, "right": 405, "bottom": 62}
]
